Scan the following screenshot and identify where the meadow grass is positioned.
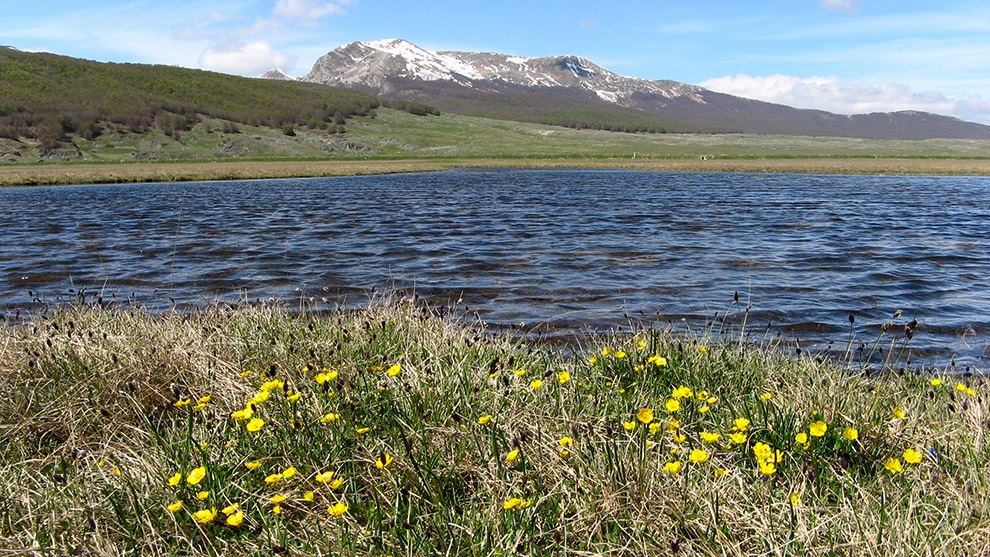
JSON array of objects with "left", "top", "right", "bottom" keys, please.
[{"left": 1, "top": 296, "right": 988, "bottom": 556}]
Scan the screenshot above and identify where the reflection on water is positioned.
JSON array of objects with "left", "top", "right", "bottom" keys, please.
[{"left": 1, "top": 169, "right": 987, "bottom": 370}]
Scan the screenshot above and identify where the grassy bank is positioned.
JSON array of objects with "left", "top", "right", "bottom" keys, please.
[
  {"left": 4, "top": 109, "right": 990, "bottom": 186},
  {"left": 1, "top": 298, "right": 987, "bottom": 555},
  {"left": 3, "top": 156, "right": 990, "bottom": 187}
]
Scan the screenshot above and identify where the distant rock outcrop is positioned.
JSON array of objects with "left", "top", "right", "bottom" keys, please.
[{"left": 260, "top": 68, "right": 296, "bottom": 81}]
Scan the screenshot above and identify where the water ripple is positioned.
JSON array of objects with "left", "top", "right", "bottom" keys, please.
[{"left": 0, "top": 169, "right": 987, "bottom": 370}]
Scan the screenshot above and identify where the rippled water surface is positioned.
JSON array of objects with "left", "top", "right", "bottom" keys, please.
[{"left": 1, "top": 169, "right": 987, "bottom": 369}]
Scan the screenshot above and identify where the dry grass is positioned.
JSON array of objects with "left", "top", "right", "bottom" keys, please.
[
  {"left": 2, "top": 156, "right": 989, "bottom": 187},
  {"left": 1, "top": 298, "right": 988, "bottom": 555}
]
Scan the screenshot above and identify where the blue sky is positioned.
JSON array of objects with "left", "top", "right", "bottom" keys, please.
[{"left": 4, "top": 0, "right": 989, "bottom": 124}]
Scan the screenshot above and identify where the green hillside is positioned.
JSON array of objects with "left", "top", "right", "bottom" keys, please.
[{"left": 0, "top": 48, "right": 382, "bottom": 148}]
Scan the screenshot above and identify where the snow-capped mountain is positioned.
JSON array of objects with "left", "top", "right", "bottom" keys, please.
[
  {"left": 301, "top": 39, "right": 990, "bottom": 140},
  {"left": 259, "top": 68, "right": 295, "bottom": 81},
  {"left": 306, "top": 38, "right": 701, "bottom": 105}
]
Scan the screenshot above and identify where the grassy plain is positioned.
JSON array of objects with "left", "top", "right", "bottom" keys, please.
[
  {"left": 2, "top": 109, "right": 989, "bottom": 186},
  {"left": 1, "top": 298, "right": 987, "bottom": 556}
]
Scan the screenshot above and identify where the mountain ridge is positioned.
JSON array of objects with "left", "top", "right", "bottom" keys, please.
[{"left": 300, "top": 39, "right": 990, "bottom": 140}]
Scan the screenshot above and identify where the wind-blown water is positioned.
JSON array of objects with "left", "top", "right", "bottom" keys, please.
[{"left": 1, "top": 169, "right": 987, "bottom": 370}]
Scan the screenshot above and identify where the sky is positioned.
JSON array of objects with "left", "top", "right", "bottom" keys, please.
[{"left": 3, "top": 0, "right": 989, "bottom": 124}]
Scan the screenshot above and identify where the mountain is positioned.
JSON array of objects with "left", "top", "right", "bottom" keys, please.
[
  {"left": 304, "top": 39, "right": 990, "bottom": 140},
  {"left": 260, "top": 68, "right": 296, "bottom": 81}
]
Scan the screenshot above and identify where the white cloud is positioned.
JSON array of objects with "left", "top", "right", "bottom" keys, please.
[
  {"left": 700, "top": 74, "right": 990, "bottom": 124},
  {"left": 820, "top": 0, "right": 857, "bottom": 13},
  {"left": 199, "top": 41, "right": 296, "bottom": 75},
  {"left": 273, "top": 0, "right": 348, "bottom": 22}
]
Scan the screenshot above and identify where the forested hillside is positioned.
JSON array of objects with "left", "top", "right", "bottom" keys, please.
[{"left": 0, "top": 48, "right": 384, "bottom": 148}]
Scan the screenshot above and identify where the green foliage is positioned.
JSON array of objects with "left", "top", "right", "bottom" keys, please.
[
  {"left": 2, "top": 299, "right": 989, "bottom": 555},
  {"left": 0, "top": 49, "right": 380, "bottom": 145}
]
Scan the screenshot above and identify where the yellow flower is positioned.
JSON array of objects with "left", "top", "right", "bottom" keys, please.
[
  {"left": 733, "top": 418, "right": 751, "bottom": 432},
  {"left": 700, "top": 432, "right": 721, "bottom": 443},
  {"left": 356, "top": 427, "right": 370, "bottom": 435},
  {"left": 286, "top": 391, "right": 302, "bottom": 403},
  {"left": 249, "top": 391, "right": 270, "bottom": 405},
  {"left": 230, "top": 406, "right": 254, "bottom": 421},
  {"left": 666, "top": 418, "right": 680, "bottom": 432},
  {"left": 477, "top": 414, "right": 493, "bottom": 425},
  {"left": 186, "top": 466, "right": 206, "bottom": 486},
  {"left": 672, "top": 385, "right": 693, "bottom": 399},
  {"left": 956, "top": 382, "right": 967, "bottom": 392},
  {"left": 271, "top": 505, "right": 282, "bottom": 515},
  {"left": 327, "top": 502, "right": 348, "bottom": 517},
  {"left": 329, "top": 477, "right": 344, "bottom": 490},
  {"left": 663, "top": 461, "right": 682, "bottom": 474},
  {"left": 303, "top": 491, "right": 314, "bottom": 502},
  {"left": 321, "top": 413, "right": 339, "bottom": 423},
  {"left": 622, "top": 421, "right": 636, "bottom": 431},
  {"left": 842, "top": 427, "right": 858, "bottom": 441},
  {"left": 728, "top": 431, "right": 747, "bottom": 445},
  {"left": 672, "top": 432, "right": 686, "bottom": 443},
  {"left": 636, "top": 407, "right": 655, "bottom": 424},
  {"left": 649, "top": 422, "right": 662, "bottom": 435},
  {"left": 505, "top": 449, "right": 520, "bottom": 462},
  {"left": 795, "top": 432, "right": 808, "bottom": 444},
  {"left": 884, "top": 457, "right": 903, "bottom": 474},
  {"left": 246, "top": 418, "right": 265, "bottom": 432},
  {"left": 196, "top": 490, "right": 209, "bottom": 501},
  {"left": 760, "top": 392, "right": 773, "bottom": 401},
  {"left": 648, "top": 354, "right": 668, "bottom": 367},
  {"left": 930, "top": 378, "right": 943, "bottom": 387},
  {"left": 316, "top": 370, "right": 339, "bottom": 384},
  {"left": 503, "top": 497, "right": 523, "bottom": 510},
  {"left": 173, "top": 398, "right": 191, "bottom": 408},
  {"left": 197, "top": 395, "right": 211, "bottom": 405},
  {"left": 698, "top": 346, "right": 708, "bottom": 354},
  {"left": 226, "top": 510, "right": 244, "bottom": 526},
  {"left": 601, "top": 347, "right": 612, "bottom": 356},
  {"left": 789, "top": 492, "right": 801, "bottom": 506},
  {"left": 376, "top": 453, "right": 394, "bottom": 469},
  {"left": 245, "top": 460, "right": 262, "bottom": 470},
  {"left": 270, "top": 495, "right": 287, "bottom": 504},
  {"left": 167, "top": 500, "right": 183, "bottom": 512},
  {"left": 559, "top": 449, "right": 571, "bottom": 459},
  {"left": 530, "top": 379, "right": 543, "bottom": 391},
  {"left": 892, "top": 406, "right": 906, "bottom": 420},
  {"left": 192, "top": 508, "right": 217, "bottom": 524},
  {"left": 514, "top": 369, "right": 527, "bottom": 377},
  {"left": 689, "top": 449, "right": 710, "bottom": 463},
  {"left": 588, "top": 356, "right": 598, "bottom": 365},
  {"left": 758, "top": 460, "right": 777, "bottom": 476},
  {"left": 282, "top": 466, "right": 296, "bottom": 479},
  {"left": 698, "top": 405, "right": 710, "bottom": 414},
  {"left": 665, "top": 399, "right": 680, "bottom": 412},
  {"left": 264, "top": 473, "right": 283, "bottom": 484},
  {"left": 168, "top": 472, "right": 182, "bottom": 486},
  {"left": 221, "top": 503, "right": 239, "bottom": 516},
  {"left": 260, "top": 379, "right": 284, "bottom": 392},
  {"left": 903, "top": 448, "right": 923, "bottom": 464},
  {"left": 315, "top": 471, "right": 335, "bottom": 483},
  {"left": 193, "top": 403, "right": 207, "bottom": 411},
  {"left": 809, "top": 421, "right": 827, "bottom": 437},
  {"left": 615, "top": 351, "right": 627, "bottom": 359},
  {"left": 557, "top": 371, "right": 571, "bottom": 384},
  {"left": 518, "top": 500, "right": 533, "bottom": 510},
  {"left": 240, "top": 369, "right": 253, "bottom": 378},
  {"left": 636, "top": 337, "right": 648, "bottom": 351},
  {"left": 558, "top": 436, "right": 574, "bottom": 447},
  {"left": 387, "top": 364, "right": 402, "bottom": 377}
]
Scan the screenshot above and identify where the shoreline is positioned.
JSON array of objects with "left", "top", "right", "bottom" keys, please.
[{"left": 3, "top": 156, "right": 990, "bottom": 187}]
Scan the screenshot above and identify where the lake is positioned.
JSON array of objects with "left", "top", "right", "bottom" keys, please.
[{"left": 1, "top": 169, "right": 987, "bottom": 370}]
